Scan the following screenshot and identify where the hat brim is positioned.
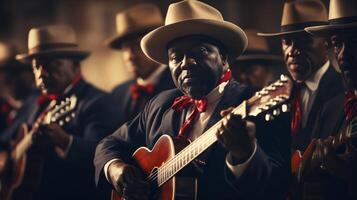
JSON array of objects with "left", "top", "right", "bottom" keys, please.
[
  {"left": 305, "top": 21, "right": 357, "bottom": 37},
  {"left": 16, "top": 49, "right": 90, "bottom": 63},
  {"left": 106, "top": 25, "right": 161, "bottom": 49},
  {"left": 257, "top": 29, "right": 306, "bottom": 37},
  {"left": 141, "top": 19, "right": 248, "bottom": 65},
  {"left": 235, "top": 54, "right": 283, "bottom": 63}
]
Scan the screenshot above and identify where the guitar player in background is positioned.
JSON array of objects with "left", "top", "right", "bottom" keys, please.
[
  {"left": 303, "top": 0, "right": 357, "bottom": 199},
  {"left": 4, "top": 25, "right": 121, "bottom": 200},
  {"left": 258, "top": 1, "right": 344, "bottom": 199},
  {"left": 94, "top": 1, "right": 291, "bottom": 200}
]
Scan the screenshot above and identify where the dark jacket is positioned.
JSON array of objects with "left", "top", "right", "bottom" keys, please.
[
  {"left": 94, "top": 80, "right": 291, "bottom": 200},
  {"left": 12, "top": 79, "right": 122, "bottom": 200},
  {"left": 110, "top": 66, "right": 175, "bottom": 122},
  {"left": 292, "top": 65, "right": 344, "bottom": 151}
]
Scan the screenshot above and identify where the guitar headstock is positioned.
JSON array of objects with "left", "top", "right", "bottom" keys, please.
[
  {"left": 234, "top": 75, "right": 293, "bottom": 121},
  {"left": 44, "top": 95, "right": 77, "bottom": 126}
]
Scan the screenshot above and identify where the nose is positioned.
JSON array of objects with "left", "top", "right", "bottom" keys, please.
[
  {"left": 181, "top": 54, "right": 197, "bottom": 70},
  {"left": 287, "top": 41, "right": 301, "bottom": 57}
]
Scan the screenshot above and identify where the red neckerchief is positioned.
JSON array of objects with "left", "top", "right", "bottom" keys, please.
[
  {"left": 130, "top": 83, "right": 155, "bottom": 101},
  {"left": 37, "top": 74, "right": 82, "bottom": 106},
  {"left": 171, "top": 69, "right": 231, "bottom": 139},
  {"left": 343, "top": 91, "right": 357, "bottom": 123}
]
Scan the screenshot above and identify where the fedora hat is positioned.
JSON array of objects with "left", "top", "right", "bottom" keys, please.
[
  {"left": 305, "top": 0, "right": 357, "bottom": 36},
  {"left": 258, "top": 0, "right": 328, "bottom": 37},
  {"left": 235, "top": 30, "right": 282, "bottom": 64},
  {"left": 106, "top": 3, "right": 163, "bottom": 49},
  {"left": 141, "top": 0, "right": 247, "bottom": 65},
  {"left": 16, "top": 25, "right": 90, "bottom": 63},
  {"left": 0, "top": 42, "right": 30, "bottom": 70}
]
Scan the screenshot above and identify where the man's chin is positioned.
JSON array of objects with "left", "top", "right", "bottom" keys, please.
[{"left": 183, "top": 87, "right": 209, "bottom": 100}]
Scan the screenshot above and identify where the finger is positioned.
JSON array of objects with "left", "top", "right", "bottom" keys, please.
[{"left": 220, "top": 107, "right": 235, "bottom": 117}]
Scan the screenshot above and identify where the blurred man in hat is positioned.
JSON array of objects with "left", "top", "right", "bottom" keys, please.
[
  {"left": 5, "top": 25, "right": 121, "bottom": 200},
  {"left": 259, "top": 0, "right": 345, "bottom": 199},
  {"left": 0, "top": 42, "right": 35, "bottom": 134},
  {"left": 231, "top": 29, "right": 285, "bottom": 90},
  {"left": 107, "top": 3, "right": 175, "bottom": 122},
  {"left": 304, "top": 0, "right": 357, "bottom": 199},
  {"left": 95, "top": 1, "right": 291, "bottom": 199}
]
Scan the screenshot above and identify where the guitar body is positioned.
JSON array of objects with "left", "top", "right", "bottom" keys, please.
[
  {"left": 112, "top": 135, "right": 198, "bottom": 200},
  {"left": 0, "top": 125, "right": 29, "bottom": 200}
]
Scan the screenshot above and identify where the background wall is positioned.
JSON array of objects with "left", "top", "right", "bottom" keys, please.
[{"left": 0, "top": 0, "right": 329, "bottom": 92}]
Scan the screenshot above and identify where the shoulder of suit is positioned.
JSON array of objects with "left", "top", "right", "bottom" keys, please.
[{"left": 111, "top": 79, "right": 135, "bottom": 94}]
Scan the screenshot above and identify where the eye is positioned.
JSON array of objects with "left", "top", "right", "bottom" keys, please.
[
  {"left": 331, "top": 40, "right": 343, "bottom": 53},
  {"left": 282, "top": 38, "right": 292, "bottom": 46},
  {"left": 169, "top": 53, "right": 182, "bottom": 64},
  {"left": 200, "top": 46, "right": 208, "bottom": 54}
]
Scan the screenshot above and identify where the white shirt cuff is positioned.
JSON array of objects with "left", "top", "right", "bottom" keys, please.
[
  {"left": 225, "top": 141, "right": 257, "bottom": 178},
  {"left": 55, "top": 135, "right": 74, "bottom": 159},
  {"left": 104, "top": 158, "right": 121, "bottom": 182}
]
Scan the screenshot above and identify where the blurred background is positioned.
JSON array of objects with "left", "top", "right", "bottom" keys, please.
[{"left": 0, "top": 0, "right": 329, "bottom": 92}]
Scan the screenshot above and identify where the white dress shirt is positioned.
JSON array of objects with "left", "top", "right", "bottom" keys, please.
[{"left": 300, "top": 61, "right": 329, "bottom": 127}]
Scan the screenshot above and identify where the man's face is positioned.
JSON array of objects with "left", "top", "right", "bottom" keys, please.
[
  {"left": 331, "top": 30, "right": 357, "bottom": 90},
  {"left": 282, "top": 33, "right": 327, "bottom": 82},
  {"left": 121, "top": 37, "right": 159, "bottom": 79},
  {"left": 231, "top": 63, "right": 271, "bottom": 89},
  {"left": 32, "top": 57, "right": 78, "bottom": 95},
  {"left": 167, "top": 36, "right": 227, "bottom": 99}
]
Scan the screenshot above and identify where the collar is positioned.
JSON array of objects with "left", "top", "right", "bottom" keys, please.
[
  {"left": 304, "top": 61, "right": 329, "bottom": 91},
  {"left": 204, "top": 78, "right": 229, "bottom": 107},
  {"left": 137, "top": 65, "right": 167, "bottom": 86}
]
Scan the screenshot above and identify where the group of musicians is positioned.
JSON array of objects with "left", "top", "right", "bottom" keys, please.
[{"left": 0, "top": 0, "right": 356, "bottom": 200}]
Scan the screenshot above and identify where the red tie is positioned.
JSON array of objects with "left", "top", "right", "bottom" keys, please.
[
  {"left": 343, "top": 91, "right": 357, "bottom": 123},
  {"left": 171, "top": 69, "right": 231, "bottom": 139},
  {"left": 291, "top": 84, "right": 303, "bottom": 135},
  {"left": 172, "top": 96, "right": 208, "bottom": 138},
  {"left": 130, "top": 83, "right": 155, "bottom": 101}
]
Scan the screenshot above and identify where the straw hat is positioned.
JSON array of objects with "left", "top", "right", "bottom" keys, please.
[
  {"left": 141, "top": 0, "right": 247, "bottom": 65},
  {"left": 305, "top": 0, "right": 357, "bottom": 36},
  {"left": 235, "top": 30, "right": 282, "bottom": 64},
  {"left": 16, "top": 25, "right": 89, "bottom": 62},
  {"left": 106, "top": 3, "right": 163, "bottom": 49},
  {"left": 0, "top": 42, "right": 30, "bottom": 70},
  {"left": 258, "top": 0, "right": 328, "bottom": 37}
]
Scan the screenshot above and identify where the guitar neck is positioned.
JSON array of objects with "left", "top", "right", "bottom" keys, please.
[{"left": 156, "top": 102, "right": 247, "bottom": 187}]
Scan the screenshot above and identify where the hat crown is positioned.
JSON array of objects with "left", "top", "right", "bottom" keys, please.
[
  {"left": 329, "top": 0, "right": 357, "bottom": 20},
  {"left": 165, "top": 0, "right": 223, "bottom": 25},
  {"left": 28, "top": 25, "right": 77, "bottom": 50},
  {"left": 281, "top": 0, "right": 327, "bottom": 26},
  {"left": 245, "top": 30, "right": 269, "bottom": 52},
  {"left": 116, "top": 3, "right": 163, "bottom": 35}
]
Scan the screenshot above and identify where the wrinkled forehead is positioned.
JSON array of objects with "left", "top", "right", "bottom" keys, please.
[{"left": 167, "top": 35, "right": 225, "bottom": 53}]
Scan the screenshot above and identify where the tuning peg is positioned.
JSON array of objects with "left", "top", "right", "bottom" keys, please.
[
  {"left": 65, "top": 97, "right": 70, "bottom": 102},
  {"left": 55, "top": 113, "right": 60, "bottom": 118},
  {"left": 281, "top": 104, "right": 290, "bottom": 112},
  {"left": 65, "top": 116, "right": 70, "bottom": 122},
  {"left": 280, "top": 74, "right": 288, "bottom": 82},
  {"left": 59, "top": 120, "right": 64, "bottom": 126},
  {"left": 51, "top": 117, "right": 57, "bottom": 122},
  {"left": 61, "top": 101, "right": 66, "bottom": 105},
  {"left": 71, "top": 113, "right": 75, "bottom": 118},
  {"left": 273, "top": 108, "right": 280, "bottom": 116},
  {"left": 265, "top": 114, "right": 274, "bottom": 121}
]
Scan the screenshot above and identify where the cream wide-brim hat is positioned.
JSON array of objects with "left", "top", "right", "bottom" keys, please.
[
  {"left": 16, "top": 25, "right": 90, "bottom": 63},
  {"left": 141, "top": 0, "right": 247, "bottom": 65}
]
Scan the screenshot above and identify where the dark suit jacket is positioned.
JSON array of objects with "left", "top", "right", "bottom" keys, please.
[
  {"left": 94, "top": 80, "right": 291, "bottom": 200},
  {"left": 292, "top": 65, "right": 344, "bottom": 151},
  {"left": 309, "top": 93, "right": 357, "bottom": 200},
  {"left": 110, "top": 66, "right": 175, "bottom": 122},
  {"left": 13, "top": 79, "right": 122, "bottom": 200}
]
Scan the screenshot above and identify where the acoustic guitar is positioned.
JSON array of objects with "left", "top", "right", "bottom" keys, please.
[
  {"left": 112, "top": 75, "right": 293, "bottom": 200},
  {"left": 0, "top": 95, "right": 77, "bottom": 200},
  {"left": 291, "top": 117, "right": 357, "bottom": 182}
]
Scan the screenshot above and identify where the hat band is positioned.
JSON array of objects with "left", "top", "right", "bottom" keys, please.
[
  {"left": 280, "top": 21, "right": 329, "bottom": 32},
  {"left": 329, "top": 16, "right": 357, "bottom": 25},
  {"left": 29, "top": 43, "right": 78, "bottom": 54}
]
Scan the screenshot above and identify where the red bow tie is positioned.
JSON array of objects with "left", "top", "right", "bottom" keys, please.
[
  {"left": 343, "top": 91, "right": 357, "bottom": 123},
  {"left": 291, "top": 83, "right": 304, "bottom": 136},
  {"left": 130, "top": 83, "right": 155, "bottom": 101},
  {"left": 171, "top": 69, "right": 231, "bottom": 139}
]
